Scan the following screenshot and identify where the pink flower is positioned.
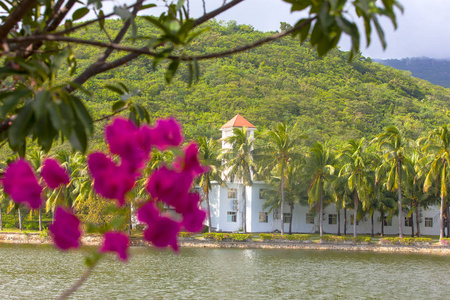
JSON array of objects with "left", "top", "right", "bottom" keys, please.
[
  {"left": 41, "top": 158, "right": 70, "bottom": 189},
  {"left": 49, "top": 207, "right": 82, "bottom": 250},
  {"left": 181, "top": 193, "right": 207, "bottom": 232},
  {"left": 1, "top": 159, "right": 43, "bottom": 209},
  {"left": 137, "top": 201, "right": 181, "bottom": 251},
  {"left": 174, "top": 143, "right": 208, "bottom": 178},
  {"left": 144, "top": 215, "right": 181, "bottom": 252},
  {"left": 152, "top": 118, "right": 183, "bottom": 150},
  {"left": 105, "top": 118, "right": 150, "bottom": 171},
  {"left": 146, "top": 166, "right": 193, "bottom": 212},
  {"left": 100, "top": 231, "right": 130, "bottom": 261},
  {"left": 87, "top": 152, "right": 135, "bottom": 206}
]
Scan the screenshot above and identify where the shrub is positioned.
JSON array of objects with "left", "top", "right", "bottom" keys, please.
[
  {"left": 320, "top": 235, "right": 370, "bottom": 243},
  {"left": 202, "top": 233, "right": 231, "bottom": 241},
  {"left": 179, "top": 232, "right": 194, "bottom": 238},
  {"left": 440, "top": 238, "right": 450, "bottom": 246},
  {"left": 230, "top": 234, "right": 252, "bottom": 241},
  {"left": 380, "top": 237, "right": 432, "bottom": 245},
  {"left": 260, "top": 233, "right": 274, "bottom": 240}
]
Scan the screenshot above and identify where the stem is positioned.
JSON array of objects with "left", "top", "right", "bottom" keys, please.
[{"left": 56, "top": 264, "right": 96, "bottom": 300}]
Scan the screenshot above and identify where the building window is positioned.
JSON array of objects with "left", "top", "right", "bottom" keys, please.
[
  {"left": 283, "top": 213, "right": 291, "bottom": 223},
  {"left": 273, "top": 208, "right": 280, "bottom": 220},
  {"left": 350, "top": 215, "right": 359, "bottom": 225},
  {"left": 383, "top": 217, "right": 392, "bottom": 226},
  {"left": 425, "top": 217, "right": 433, "bottom": 227},
  {"left": 404, "top": 217, "right": 413, "bottom": 227},
  {"left": 328, "top": 214, "right": 337, "bottom": 225},
  {"left": 227, "top": 211, "right": 236, "bottom": 222},
  {"left": 305, "top": 213, "right": 315, "bottom": 224},
  {"left": 228, "top": 188, "right": 237, "bottom": 199},
  {"left": 259, "top": 189, "right": 266, "bottom": 199},
  {"left": 259, "top": 212, "right": 268, "bottom": 223}
]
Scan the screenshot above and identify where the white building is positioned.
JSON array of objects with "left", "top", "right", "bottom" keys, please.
[{"left": 208, "top": 115, "right": 442, "bottom": 235}]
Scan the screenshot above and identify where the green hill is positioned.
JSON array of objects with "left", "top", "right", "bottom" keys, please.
[{"left": 69, "top": 19, "right": 450, "bottom": 146}]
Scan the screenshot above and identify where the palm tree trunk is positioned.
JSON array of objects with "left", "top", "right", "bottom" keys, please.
[
  {"left": 371, "top": 214, "right": 374, "bottom": 237},
  {"left": 381, "top": 211, "right": 385, "bottom": 237},
  {"left": 397, "top": 161, "right": 403, "bottom": 238},
  {"left": 280, "top": 164, "right": 285, "bottom": 235},
  {"left": 289, "top": 203, "right": 293, "bottom": 235},
  {"left": 410, "top": 213, "right": 414, "bottom": 237},
  {"left": 415, "top": 203, "right": 421, "bottom": 237},
  {"left": 242, "top": 184, "right": 246, "bottom": 233},
  {"left": 206, "top": 186, "right": 212, "bottom": 233},
  {"left": 440, "top": 195, "right": 445, "bottom": 240},
  {"left": 39, "top": 208, "right": 42, "bottom": 232},
  {"left": 344, "top": 208, "right": 347, "bottom": 236},
  {"left": 337, "top": 208, "right": 341, "bottom": 236},
  {"left": 18, "top": 208, "right": 22, "bottom": 231},
  {"left": 353, "top": 190, "right": 358, "bottom": 238},
  {"left": 319, "top": 181, "right": 323, "bottom": 237}
]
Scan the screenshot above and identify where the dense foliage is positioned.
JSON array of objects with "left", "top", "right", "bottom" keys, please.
[{"left": 65, "top": 19, "right": 450, "bottom": 147}]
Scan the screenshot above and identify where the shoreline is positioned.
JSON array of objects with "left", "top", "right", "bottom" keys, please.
[{"left": 1, "top": 232, "right": 449, "bottom": 255}]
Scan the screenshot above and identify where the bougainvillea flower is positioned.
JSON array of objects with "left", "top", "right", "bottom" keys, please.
[
  {"left": 151, "top": 118, "right": 183, "bottom": 150},
  {"left": 143, "top": 216, "right": 181, "bottom": 252},
  {"left": 2, "top": 159, "right": 43, "bottom": 209},
  {"left": 146, "top": 166, "right": 193, "bottom": 212},
  {"left": 136, "top": 201, "right": 160, "bottom": 225},
  {"left": 100, "top": 231, "right": 130, "bottom": 261},
  {"left": 105, "top": 118, "right": 150, "bottom": 171},
  {"left": 88, "top": 152, "right": 135, "bottom": 206},
  {"left": 180, "top": 193, "right": 207, "bottom": 232},
  {"left": 173, "top": 143, "right": 208, "bottom": 178},
  {"left": 41, "top": 158, "right": 70, "bottom": 189},
  {"left": 49, "top": 206, "right": 81, "bottom": 250}
]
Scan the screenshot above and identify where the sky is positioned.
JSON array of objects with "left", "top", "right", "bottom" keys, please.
[{"left": 100, "top": 0, "right": 450, "bottom": 60}]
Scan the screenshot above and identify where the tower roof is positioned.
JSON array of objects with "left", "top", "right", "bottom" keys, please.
[{"left": 220, "top": 114, "right": 256, "bottom": 129}]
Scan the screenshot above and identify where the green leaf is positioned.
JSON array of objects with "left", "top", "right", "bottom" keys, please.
[
  {"left": 140, "top": 4, "right": 157, "bottom": 10},
  {"left": 72, "top": 7, "right": 90, "bottom": 21},
  {"left": 114, "top": 6, "right": 132, "bottom": 20},
  {"left": 112, "top": 100, "right": 126, "bottom": 112},
  {"left": 165, "top": 60, "right": 180, "bottom": 84},
  {"left": 0, "top": 89, "right": 31, "bottom": 117},
  {"left": 69, "top": 122, "right": 88, "bottom": 153},
  {"left": 117, "top": 82, "right": 130, "bottom": 93},
  {"left": 32, "top": 89, "right": 50, "bottom": 119},
  {"left": 8, "top": 104, "right": 34, "bottom": 149},
  {"left": 98, "top": 10, "right": 105, "bottom": 30},
  {"left": 105, "top": 84, "right": 124, "bottom": 95},
  {"left": 71, "top": 96, "right": 94, "bottom": 135}
]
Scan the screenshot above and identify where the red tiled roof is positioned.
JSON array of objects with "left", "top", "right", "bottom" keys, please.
[{"left": 220, "top": 114, "right": 256, "bottom": 129}]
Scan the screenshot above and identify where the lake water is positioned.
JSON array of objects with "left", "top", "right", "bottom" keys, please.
[{"left": 0, "top": 244, "right": 449, "bottom": 299}]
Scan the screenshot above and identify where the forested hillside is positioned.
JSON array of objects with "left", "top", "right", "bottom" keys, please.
[
  {"left": 375, "top": 57, "right": 450, "bottom": 88},
  {"left": 69, "top": 19, "right": 450, "bottom": 146}
]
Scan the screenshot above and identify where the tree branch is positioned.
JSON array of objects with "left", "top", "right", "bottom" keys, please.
[
  {"left": 8, "top": 17, "right": 315, "bottom": 62},
  {"left": 56, "top": 263, "right": 96, "bottom": 300},
  {"left": 0, "top": 0, "right": 37, "bottom": 40},
  {"left": 194, "top": 0, "right": 245, "bottom": 27}
]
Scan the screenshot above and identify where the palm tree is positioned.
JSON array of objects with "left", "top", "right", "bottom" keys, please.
[
  {"left": 303, "top": 142, "right": 335, "bottom": 236},
  {"left": 255, "top": 122, "right": 302, "bottom": 235},
  {"left": 197, "top": 137, "right": 223, "bottom": 233},
  {"left": 373, "top": 126, "right": 407, "bottom": 238},
  {"left": 28, "top": 149, "right": 46, "bottom": 231},
  {"left": 223, "top": 127, "right": 257, "bottom": 233},
  {"left": 330, "top": 173, "right": 351, "bottom": 236},
  {"left": 422, "top": 125, "right": 450, "bottom": 239},
  {"left": 338, "top": 138, "right": 373, "bottom": 238}
]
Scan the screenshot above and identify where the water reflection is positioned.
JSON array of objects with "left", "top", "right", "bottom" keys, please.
[{"left": 0, "top": 244, "right": 449, "bottom": 299}]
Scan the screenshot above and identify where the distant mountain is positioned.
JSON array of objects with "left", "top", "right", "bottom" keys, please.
[{"left": 374, "top": 57, "right": 450, "bottom": 88}]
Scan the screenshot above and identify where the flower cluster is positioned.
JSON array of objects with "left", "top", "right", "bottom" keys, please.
[{"left": 1, "top": 117, "right": 207, "bottom": 261}]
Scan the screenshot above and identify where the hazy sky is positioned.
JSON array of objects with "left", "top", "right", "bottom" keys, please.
[{"left": 102, "top": 0, "right": 450, "bottom": 59}]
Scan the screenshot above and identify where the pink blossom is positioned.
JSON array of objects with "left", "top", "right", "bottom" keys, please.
[
  {"left": 1, "top": 159, "right": 43, "bottom": 209},
  {"left": 105, "top": 118, "right": 150, "bottom": 171},
  {"left": 146, "top": 166, "right": 193, "bottom": 212},
  {"left": 144, "top": 215, "right": 181, "bottom": 252},
  {"left": 152, "top": 118, "right": 183, "bottom": 150},
  {"left": 100, "top": 231, "right": 130, "bottom": 261},
  {"left": 174, "top": 143, "right": 208, "bottom": 178},
  {"left": 41, "top": 158, "right": 70, "bottom": 189},
  {"left": 181, "top": 193, "right": 207, "bottom": 232},
  {"left": 136, "top": 201, "right": 160, "bottom": 224},
  {"left": 49, "top": 207, "right": 81, "bottom": 250},
  {"left": 87, "top": 152, "right": 135, "bottom": 206}
]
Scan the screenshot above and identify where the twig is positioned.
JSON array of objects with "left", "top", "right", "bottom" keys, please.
[
  {"left": 93, "top": 106, "right": 129, "bottom": 123},
  {"left": 56, "top": 263, "right": 96, "bottom": 300},
  {"left": 7, "top": 17, "right": 315, "bottom": 62},
  {"left": 194, "top": 0, "right": 244, "bottom": 27},
  {"left": 0, "top": 0, "right": 37, "bottom": 40}
]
